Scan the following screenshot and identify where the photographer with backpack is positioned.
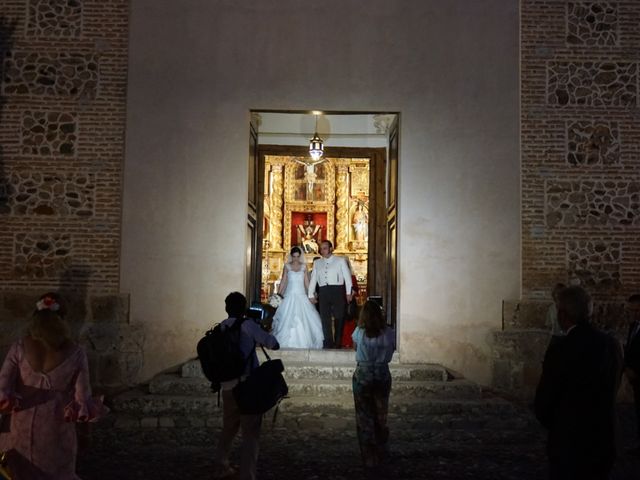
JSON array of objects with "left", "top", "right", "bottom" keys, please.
[{"left": 213, "top": 292, "right": 280, "bottom": 480}]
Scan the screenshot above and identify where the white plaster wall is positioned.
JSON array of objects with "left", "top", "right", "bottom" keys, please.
[{"left": 122, "top": 0, "right": 520, "bottom": 384}]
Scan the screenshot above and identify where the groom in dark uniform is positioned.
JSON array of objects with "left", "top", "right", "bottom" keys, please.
[{"left": 308, "top": 240, "right": 352, "bottom": 348}]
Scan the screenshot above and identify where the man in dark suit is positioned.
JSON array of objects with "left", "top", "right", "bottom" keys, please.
[
  {"left": 625, "top": 294, "right": 640, "bottom": 456},
  {"left": 535, "top": 286, "right": 623, "bottom": 480}
]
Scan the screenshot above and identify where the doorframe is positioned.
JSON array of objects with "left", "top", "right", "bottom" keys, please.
[{"left": 246, "top": 121, "right": 261, "bottom": 304}]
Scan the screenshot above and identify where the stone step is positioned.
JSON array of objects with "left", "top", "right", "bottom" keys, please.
[
  {"left": 282, "top": 362, "right": 448, "bottom": 381},
  {"left": 284, "top": 378, "right": 480, "bottom": 398},
  {"left": 182, "top": 357, "right": 443, "bottom": 380},
  {"left": 276, "top": 395, "right": 517, "bottom": 416},
  {"left": 148, "top": 374, "right": 479, "bottom": 398},
  {"left": 113, "top": 384, "right": 489, "bottom": 418},
  {"left": 182, "top": 349, "right": 401, "bottom": 377},
  {"left": 108, "top": 394, "right": 536, "bottom": 434}
]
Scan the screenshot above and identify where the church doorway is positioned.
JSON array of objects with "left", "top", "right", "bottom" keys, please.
[{"left": 246, "top": 112, "right": 399, "bottom": 328}]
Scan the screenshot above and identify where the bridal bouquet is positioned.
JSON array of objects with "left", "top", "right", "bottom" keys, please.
[{"left": 269, "top": 293, "right": 283, "bottom": 308}]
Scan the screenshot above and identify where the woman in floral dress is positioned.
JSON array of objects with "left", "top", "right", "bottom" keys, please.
[{"left": 0, "top": 293, "right": 107, "bottom": 479}]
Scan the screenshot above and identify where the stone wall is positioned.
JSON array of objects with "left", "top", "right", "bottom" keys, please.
[
  {"left": 0, "top": 0, "right": 128, "bottom": 293},
  {"left": 492, "top": 299, "right": 632, "bottom": 399},
  {"left": 0, "top": 291, "right": 142, "bottom": 393},
  {"left": 521, "top": 1, "right": 640, "bottom": 301}
]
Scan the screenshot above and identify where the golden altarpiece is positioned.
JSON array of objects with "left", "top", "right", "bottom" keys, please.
[{"left": 261, "top": 155, "right": 370, "bottom": 302}]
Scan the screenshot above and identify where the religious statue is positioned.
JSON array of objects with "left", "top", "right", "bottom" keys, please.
[
  {"left": 297, "top": 217, "right": 321, "bottom": 254},
  {"left": 294, "top": 159, "right": 326, "bottom": 201},
  {"left": 352, "top": 203, "right": 368, "bottom": 243}
]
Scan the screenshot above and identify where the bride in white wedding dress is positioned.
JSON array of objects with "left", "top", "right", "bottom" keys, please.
[{"left": 272, "top": 246, "right": 324, "bottom": 349}]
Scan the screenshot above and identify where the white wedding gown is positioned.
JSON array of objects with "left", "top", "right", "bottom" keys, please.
[{"left": 272, "top": 267, "right": 324, "bottom": 349}]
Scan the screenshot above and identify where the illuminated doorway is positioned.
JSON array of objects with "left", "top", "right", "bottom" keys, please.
[{"left": 247, "top": 112, "right": 399, "bottom": 327}]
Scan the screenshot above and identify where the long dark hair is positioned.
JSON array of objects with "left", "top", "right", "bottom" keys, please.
[
  {"left": 358, "top": 300, "right": 386, "bottom": 338},
  {"left": 29, "top": 309, "right": 71, "bottom": 351}
]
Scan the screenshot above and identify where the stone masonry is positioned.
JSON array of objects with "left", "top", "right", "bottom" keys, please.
[
  {"left": 0, "top": 2, "right": 134, "bottom": 391},
  {"left": 492, "top": 298, "right": 633, "bottom": 400},
  {"left": 521, "top": 1, "right": 640, "bottom": 301},
  {"left": 0, "top": 0, "right": 128, "bottom": 294}
]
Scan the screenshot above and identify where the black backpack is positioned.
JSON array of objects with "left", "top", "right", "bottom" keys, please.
[
  {"left": 197, "top": 317, "right": 250, "bottom": 392},
  {"left": 233, "top": 345, "right": 289, "bottom": 416}
]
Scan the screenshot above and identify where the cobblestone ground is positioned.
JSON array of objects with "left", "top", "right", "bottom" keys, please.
[{"left": 77, "top": 405, "right": 639, "bottom": 480}]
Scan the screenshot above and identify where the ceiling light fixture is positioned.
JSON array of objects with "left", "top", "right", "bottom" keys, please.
[{"left": 308, "top": 113, "right": 324, "bottom": 161}]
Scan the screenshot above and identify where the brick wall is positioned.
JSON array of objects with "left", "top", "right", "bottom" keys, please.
[
  {"left": 0, "top": 0, "right": 128, "bottom": 294},
  {"left": 521, "top": 0, "right": 640, "bottom": 301}
]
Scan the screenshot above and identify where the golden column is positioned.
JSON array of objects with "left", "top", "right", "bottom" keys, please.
[
  {"left": 335, "top": 163, "right": 350, "bottom": 251},
  {"left": 270, "top": 164, "right": 284, "bottom": 250}
]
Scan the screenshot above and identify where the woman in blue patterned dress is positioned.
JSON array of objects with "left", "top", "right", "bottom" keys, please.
[{"left": 352, "top": 300, "right": 396, "bottom": 469}]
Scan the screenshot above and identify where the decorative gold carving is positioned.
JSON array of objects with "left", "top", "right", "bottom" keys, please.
[
  {"left": 285, "top": 160, "right": 331, "bottom": 203},
  {"left": 284, "top": 159, "right": 333, "bottom": 250},
  {"left": 262, "top": 155, "right": 370, "bottom": 292},
  {"left": 350, "top": 164, "right": 370, "bottom": 197},
  {"left": 373, "top": 114, "right": 395, "bottom": 135},
  {"left": 263, "top": 164, "right": 271, "bottom": 245},
  {"left": 250, "top": 112, "right": 262, "bottom": 130},
  {"left": 335, "top": 164, "right": 350, "bottom": 251},
  {"left": 270, "top": 163, "right": 284, "bottom": 250}
]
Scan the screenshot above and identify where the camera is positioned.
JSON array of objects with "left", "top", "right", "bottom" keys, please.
[
  {"left": 245, "top": 302, "right": 275, "bottom": 332},
  {"left": 246, "top": 304, "right": 263, "bottom": 321},
  {"left": 368, "top": 295, "right": 383, "bottom": 309}
]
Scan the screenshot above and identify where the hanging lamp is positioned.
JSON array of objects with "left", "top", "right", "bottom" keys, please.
[{"left": 308, "top": 114, "right": 324, "bottom": 161}]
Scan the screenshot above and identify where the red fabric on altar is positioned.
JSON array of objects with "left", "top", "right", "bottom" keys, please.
[{"left": 290, "top": 212, "right": 327, "bottom": 249}]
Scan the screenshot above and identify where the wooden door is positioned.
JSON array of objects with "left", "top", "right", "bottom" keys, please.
[
  {"left": 246, "top": 120, "right": 263, "bottom": 303},
  {"left": 368, "top": 149, "right": 387, "bottom": 302},
  {"left": 385, "top": 118, "right": 399, "bottom": 327}
]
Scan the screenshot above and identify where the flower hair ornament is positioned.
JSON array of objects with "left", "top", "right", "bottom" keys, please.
[{"left": 36, "top": 294, "right": 61, "bottom": 312}]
